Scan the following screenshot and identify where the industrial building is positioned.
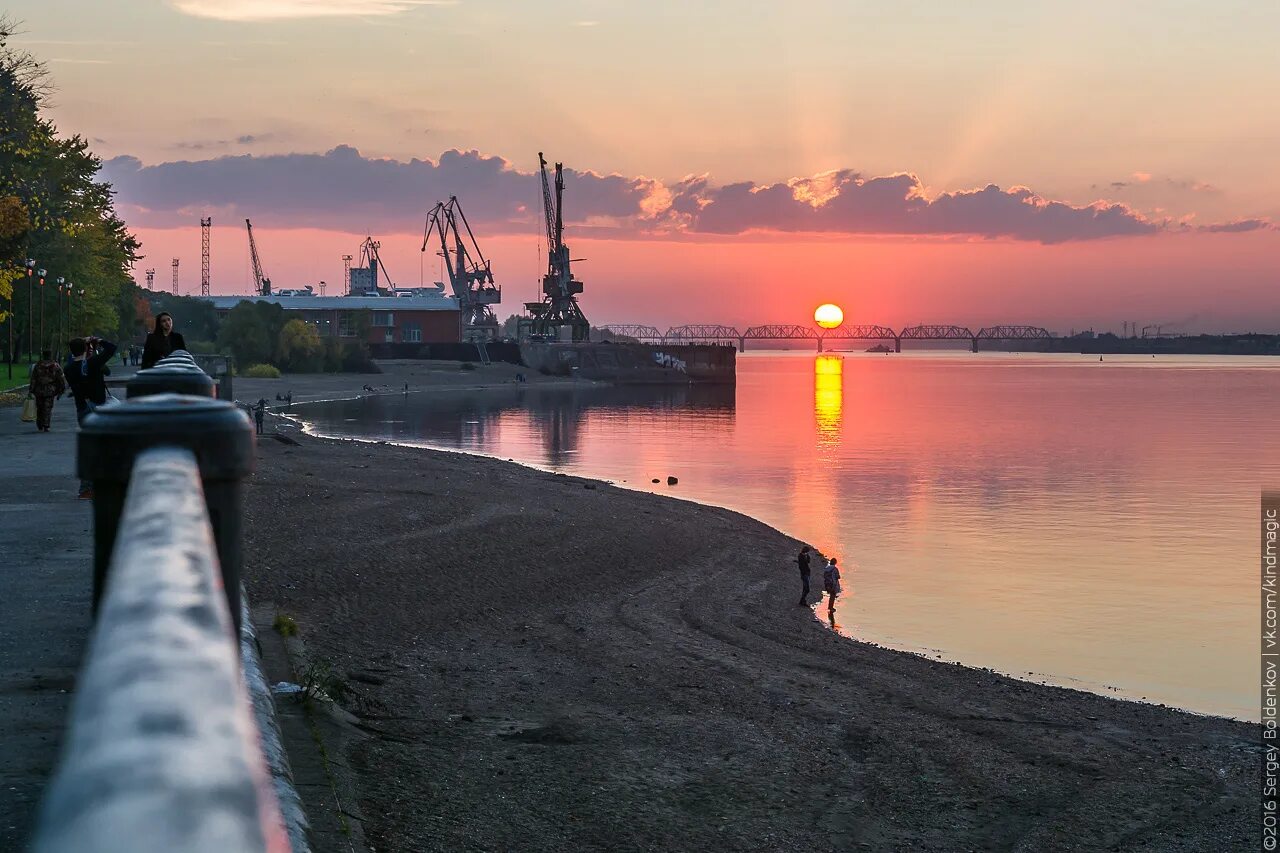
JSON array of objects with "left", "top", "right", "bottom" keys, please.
[{"left": 202, "top": 293, "right": 463, "bottom": 345}]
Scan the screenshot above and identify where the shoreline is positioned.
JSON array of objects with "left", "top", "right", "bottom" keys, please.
[
  {"left": 276, "top": 382, "right": 1249, "bottom": 724},
  {"left": 244, "top": 410, "right": 1257, "bottom": 851}
]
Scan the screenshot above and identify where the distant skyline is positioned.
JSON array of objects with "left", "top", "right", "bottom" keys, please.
[{"left": 8, "top": 0, "right": 1278, "bottom": 331}]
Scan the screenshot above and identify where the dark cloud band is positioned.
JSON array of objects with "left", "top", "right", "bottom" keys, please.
[{"left": 102, "top": 145, "right": 1260, "bottom": 243}]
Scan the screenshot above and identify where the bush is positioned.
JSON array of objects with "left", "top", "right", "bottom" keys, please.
[{"left": 244, "top": 363, "right": 282, "bottom": 378}]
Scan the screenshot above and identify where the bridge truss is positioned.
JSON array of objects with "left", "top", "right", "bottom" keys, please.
[
  {"left": 591, "top": 322, "right": 1055, "bottom": 351},
  {"left": 597, "top": 324, "right": 664, "bottom": 341}
]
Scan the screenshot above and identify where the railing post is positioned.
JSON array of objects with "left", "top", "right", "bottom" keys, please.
[
  {"left": 126, "top": 364, "right": 216, "bottom": 399},
  {"left": 78, "top": 394, "right": 254, "bottom": 635}
]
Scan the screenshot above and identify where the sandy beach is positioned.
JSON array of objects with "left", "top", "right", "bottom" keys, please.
[{"left": 243, "top": 371, "right": 1258, "bottom": 853}]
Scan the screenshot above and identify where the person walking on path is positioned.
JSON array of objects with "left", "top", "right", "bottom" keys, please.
[
  {"left": 27, "top": 350, "right": 66, "bottom": 433},
  {"left": 822, "top": 557, "right": 842, "bottom": 613},
  {"left": 796, "top": 545, "right": 813, "bottom": 606},
  {"left": 253, "top": 398, "right": 266, "bottom": 435},
  {"left": 65, "top": 336, "right": 117, "bottom": 499},
  {"left": 140, "top": 312, "right": 187, "bottom": 369}
]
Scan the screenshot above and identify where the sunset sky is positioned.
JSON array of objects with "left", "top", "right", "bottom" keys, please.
[{"left": 10, "top": 0, "right": 1278, "bottom": 332}]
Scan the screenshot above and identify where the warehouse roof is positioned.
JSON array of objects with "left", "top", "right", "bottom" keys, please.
[{"left": 201, "top": 293, "right": 458, "bottom": 311}]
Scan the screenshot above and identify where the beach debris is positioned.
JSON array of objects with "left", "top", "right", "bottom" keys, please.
[
  {"left": 667, "top": 476, "right": 679, "bottom": 485},
  {"left": 651, "top": 478, "right": 660, "bottom": 483}
]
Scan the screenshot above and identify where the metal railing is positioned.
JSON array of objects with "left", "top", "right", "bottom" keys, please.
[{"left": 31, "top": 356, "right": 296, "bottom": 853}]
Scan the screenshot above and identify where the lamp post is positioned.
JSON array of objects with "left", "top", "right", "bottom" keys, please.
[
  {"left": 77, "top": 288, "right": 85, "bottom": 337},
  {"left": 65, "top": 281, "right": 74, "bottom": 343},
  {"left": 56, "top": 276, "right": 65, "bottom": 358},
  {"left": 36, "top": 268, "right": 47, "bottom": 356},
  {"left": 25, "top": 259, "right": 34, "bottom": 362}
]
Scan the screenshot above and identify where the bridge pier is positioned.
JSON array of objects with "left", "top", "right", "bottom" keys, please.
[
  {"left": 971, "top": 337, "right": 978, "bottom": 353},
  {"left": 817, "top": 337, "right": 823, "bottom": 353},
  {"left": 738, "top": 337, "right": 745, "bottom": 353},
  {"left": 894, "top": 337, "right": 901, "bottom": 353}
]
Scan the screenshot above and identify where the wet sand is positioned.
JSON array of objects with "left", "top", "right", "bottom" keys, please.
[{"left": 244, "top": 410, "right": 1258, "bottom": 852}]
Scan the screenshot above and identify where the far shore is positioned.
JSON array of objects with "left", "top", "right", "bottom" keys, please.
[{"left": 243, "top": 418, "right": 1258, "bottom": 851}]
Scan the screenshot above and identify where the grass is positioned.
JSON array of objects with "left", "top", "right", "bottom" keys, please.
[
  {"left": 273, "top": 612, "right": 299, "bottom": 636},
  {"left": 244, "top": 363, "right": 282, "bottom": 379}
]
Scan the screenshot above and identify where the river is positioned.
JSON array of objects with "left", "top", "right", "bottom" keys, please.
[{"left": 290, "top": 351, "right": 1274, "bottom": 720}]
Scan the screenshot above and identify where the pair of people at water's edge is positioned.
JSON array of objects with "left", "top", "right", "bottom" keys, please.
[{"left": 796, "top": 545, "right": 842, "bottom": 610}]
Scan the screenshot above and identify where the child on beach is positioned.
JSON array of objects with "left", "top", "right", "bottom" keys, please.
[{"left": 822, "top": 557, "right": 842, "bottom": 611}]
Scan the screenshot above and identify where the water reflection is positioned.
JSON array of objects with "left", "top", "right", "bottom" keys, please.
[
  {"left": 813, "top": 355, "right": 843, "bottom": 446},
  {"left": 297, "top": 383, "right": 736, "bottom": 467},
  {"left": 293, "top": 353, "right": 1278, "bottom": 719}
]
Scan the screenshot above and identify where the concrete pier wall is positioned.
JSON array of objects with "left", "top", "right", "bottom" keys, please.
[{"left": 520, "top": 342, "right": 736, "bottom": 384}]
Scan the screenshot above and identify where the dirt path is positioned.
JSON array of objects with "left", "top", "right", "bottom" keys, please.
[{"left": 244, "top": 433, "right": 1258, "bottom": 852}]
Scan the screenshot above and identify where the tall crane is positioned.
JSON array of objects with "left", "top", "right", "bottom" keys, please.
[
  {"left": 525, "top": 152, "right": 589, "bottom": 341},
  {"left": 245, "top": 218, "right": 271, "bottom": 296},
  {"left": 422, "top": 196, "right": 501, "bottom": 340},
  {"left": 356, "top": 236, "right": 395, "bottom": 293}
]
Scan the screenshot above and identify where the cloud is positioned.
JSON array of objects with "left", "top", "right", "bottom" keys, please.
[
  {"left": 1196, "top": 218, "right": 1275, "bottom": 234},
  {"left": 168, "top": 0, "right": 455, "bottom": 23},
  {"left": 680, "top": 171, "right": 1159, "bottom": 243},
  {"left": 103, "top": 145, "right": 1260, "bottom": 243}
]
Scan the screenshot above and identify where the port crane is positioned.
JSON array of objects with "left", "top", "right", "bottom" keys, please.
[
  {"left": 422, "top": 196, "right": 501, "bottom": 340},
  {"left": 356, "top": 236, "right": 396, "bottom": 293},
  {"left": 245, "top": 218, "right": 271, "bottom": 296},
  {"left": 525, "top": 152, "right": 589, "bottom": 341}
]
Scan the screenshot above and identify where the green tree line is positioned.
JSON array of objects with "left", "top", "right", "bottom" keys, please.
[{"left": 1, "top": 20, "right": 144, "bottom": 364}]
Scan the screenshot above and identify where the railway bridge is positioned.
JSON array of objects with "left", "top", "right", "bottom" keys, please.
[{"left": 598, "top": 323, "right": 1054, "bottom": 352}]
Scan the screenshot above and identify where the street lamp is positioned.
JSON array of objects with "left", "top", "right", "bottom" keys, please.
[
  {"left": 65, "top": 281, "right": 74, "bottom": 343},
  {"left": 37, "top": 268, "right": 47, "bottom": 356},
  {"left": 25, "top": 259, "right": 34, "bottom": 362},
  {"left": 77, "top": 288, "right": 85, "bottom": 336},
  {"left": 56, "top": 276, "right": 65, "bottom": 358}
]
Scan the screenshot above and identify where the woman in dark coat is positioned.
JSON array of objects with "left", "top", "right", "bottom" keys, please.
[{"left": 141, "top": 312, "right": 187, "bottom": 369}]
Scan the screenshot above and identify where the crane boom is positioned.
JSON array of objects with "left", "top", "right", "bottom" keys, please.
[
  {"left": 539, "top": 152, "right": 556, "bottom": 249},
  {"left": 245, "top": 218, "right": 271, "bottom": 296}
]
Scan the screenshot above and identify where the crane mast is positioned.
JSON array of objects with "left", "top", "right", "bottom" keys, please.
[
  {"left": 245, "top": 218, "right": 271, "bottom": 296},
  {"left": 422, "top": 196, "right": 501, "bottom": 340},
  {"left": 525, "top": 152, "right": 589, "bottom": 341}
]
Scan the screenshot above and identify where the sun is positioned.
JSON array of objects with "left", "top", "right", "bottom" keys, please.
[{"left": 814, "top": 303, "right": 844, "bottom": 329}]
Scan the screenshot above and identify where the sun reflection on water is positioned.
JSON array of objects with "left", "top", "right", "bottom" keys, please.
[{"left": 813, "top": 355, "right": 843, "bottom": 444}]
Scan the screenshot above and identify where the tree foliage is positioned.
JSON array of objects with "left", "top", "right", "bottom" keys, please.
[
  {"left": 277, "top": 318, "right": 322, "bottom": 372},
  {"left": 1, "top": 20, "right": 139, "bottom": 356}
]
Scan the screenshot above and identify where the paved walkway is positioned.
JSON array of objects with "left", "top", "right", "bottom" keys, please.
[{"left": 0, "top": 397, "right": 92, "bottom": 849}]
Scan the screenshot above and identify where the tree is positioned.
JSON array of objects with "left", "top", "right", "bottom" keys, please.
[
  {"left": 277, "top": 318, "right": 322, "bottom": 372},
  {"left": 217, "top": 300, "right": 272, "bottom": 367},
  {"left": 0, "top": 21, "right": 139, "bottom": 357}
]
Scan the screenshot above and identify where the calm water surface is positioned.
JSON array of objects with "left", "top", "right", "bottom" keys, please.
[{"left": 292, "top": 352, "right": 1275, "bottom": 719}]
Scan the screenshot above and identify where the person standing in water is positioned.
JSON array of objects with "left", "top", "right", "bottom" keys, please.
[
  {"left": 822, "top": 557, "right": 842, "bottom": 612},
  {"left": 796, "top": 546, "right": 812, "bottom": 606},
  {"left": 141, "top": 312, "right": 187, "bottom": 369}
]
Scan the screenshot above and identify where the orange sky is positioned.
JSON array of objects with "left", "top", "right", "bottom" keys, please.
[{"left": 132, "top": 225, "right": 1279, "bottom": 334}]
